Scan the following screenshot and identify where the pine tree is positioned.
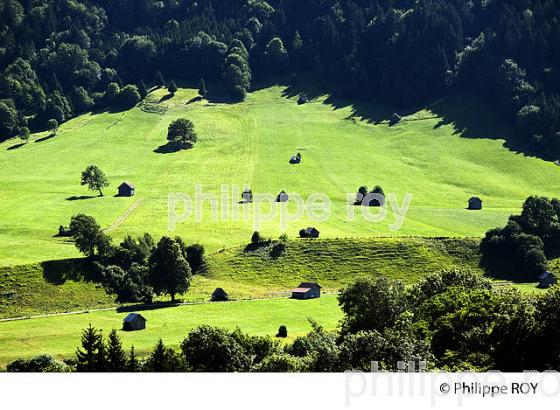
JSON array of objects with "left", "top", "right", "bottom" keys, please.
[
  {"left": 137, "top": 79, "right": 148, "bottom": 98},
  {"left": 198, "top": 78, "right": 207, "bottom": 98},
  {"left": 168, "top": 80, "right": 178, "bottom": 95},
  {"left": 76, "top": 324, "right": 105, "bottom": 372},
  {"left": 155, "top": 71, "right": 165, "bottom": 87},
  {"left": 146, "top": 339, "right": 168, "bottom": 372},
  {"left": 127, "top": 346, "right": 139, "bottom": 372},
  {"left": 106, "top": 329, "right": 127, "bottom": 371}
]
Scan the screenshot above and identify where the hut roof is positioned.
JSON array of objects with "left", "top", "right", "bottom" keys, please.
[
  {"left": 298, "top": 282, "right": 321, "bottom": 289},
  {"left": 291, "top": 287, "right": 313, "bottom": 293},
  {"left": 119, "top": 181, "right": 135, "bottom": 189},
  {"left": 123, "top": 313, "right": 146, "bottom": 323}
]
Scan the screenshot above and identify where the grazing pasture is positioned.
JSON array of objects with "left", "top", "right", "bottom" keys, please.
[
  {"left": 0, "top": 237, "right": 480, "bottom": 319},
  {"left": 1, "top": 85, "right": 559, "bottom": 266},
  {"left": 0, "top": 295, "right": 342, "bottom": 368}
]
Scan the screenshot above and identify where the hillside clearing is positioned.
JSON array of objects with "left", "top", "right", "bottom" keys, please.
[{"left": 1, "top": 86, "right": 559, "bottom": 265}]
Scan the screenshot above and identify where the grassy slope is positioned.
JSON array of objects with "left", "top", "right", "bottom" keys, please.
[
  {"left": 0, "top": 295, "right": 342, "bottom": 368},
  {"left": 1, "top": 85, "right": 559, "bottom": 266},
  {"left": 0, "top": 237, "right": 480, "bottom": 318}
]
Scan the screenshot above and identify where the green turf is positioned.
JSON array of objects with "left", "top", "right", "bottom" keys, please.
[
  {"left": 1, "top": 85, "right": 559, "bottom": 266},
  {"left": 0, "top": 295, "right": 342, "bottom": 368},
  {"left": 0, "top": 237, "right": 481, "bottom": 319}
]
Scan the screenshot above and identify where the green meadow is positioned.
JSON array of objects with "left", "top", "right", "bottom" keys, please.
[
  {"left": 0, "top": 295, "right": 342, "bottom": 367},
  {"left": 1, "top": 85, "right": 559, "bottom": 266},
  {"left": 0, "top": 237, "right": 480, "bottom": 319}
]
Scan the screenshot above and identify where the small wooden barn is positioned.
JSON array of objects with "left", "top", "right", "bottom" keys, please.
[
  {"left": 211, "top": 287, "right": 229, "bottom": 302},
  {"left": 538, "top": 271, "right": 558, "bottom": 289},
  {"left": 277, "top": 191, "right": 289, "bottom": 202},
  {"left": 122, "top": 313, "right": 146, "bottom": 331},
  {"left": 468, "top": 196, "right": 483, "bottom": 210},
  {"left": 291, "top": 282, "right": 321, "bottom": 300},
  {"left": 118, "top": 182, "right": 135, "bottom": 197},
  {"left": 242, "top": 188, "right": 253, "bottom": 203}
]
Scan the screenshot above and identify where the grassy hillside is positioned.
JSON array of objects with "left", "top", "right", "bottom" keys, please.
[
  {"left": 0, "top": 260, "right": 114, "bottom": 319},
  {"left": 1, "top": 84, "right": 559, "bottom": 266},
  {"left": 0, "top": 295, "right": 342, "bottom": 368},
  {"left": 0, "top": 237, "right": 480, "bottom": 319}
]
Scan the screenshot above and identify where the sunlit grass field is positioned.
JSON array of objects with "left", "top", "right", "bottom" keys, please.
[
  {"left": 0, "top": 295, "right": 342, "bottom": 367},
  {"left": 1, "top": 84, "right": 559, "bottom": 266},
  {"left": 0, "top": 237, "right": 481, "bottom": 319}
]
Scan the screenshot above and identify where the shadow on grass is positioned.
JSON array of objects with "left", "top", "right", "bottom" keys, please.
[
  {"left": 116, "top": 301, "right": 183, "bottom": 313},
  {"left": 66, "top": 195, "right": 97, "bottom": 201},
  {"left": 6, "top": 142, "right": 25, "bottom": 150},
  {"left": 35, "top": 134, "right": 55, "bottom": 143},
  {"left": 159, "top": 93, "right": 174, "bottom": 103},
  {"left": 41, "top": 258, "right": 101, "bottom": 285},
  {"left": 153, "top": 142, "right": 187, "bottom": 154}
]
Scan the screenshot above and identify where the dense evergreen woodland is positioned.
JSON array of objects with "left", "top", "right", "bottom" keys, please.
[{"left": 1, "top": 0, "right": 559, "bottom": 157}]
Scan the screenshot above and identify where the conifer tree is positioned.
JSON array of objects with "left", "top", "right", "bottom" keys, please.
[
  {"left": 76, "top": 324, "right": 105, "bottom": 372},
  {"left": 137, "top": 79, "right": 148, "bottom": 98},
  {"left": 198, "top": 78, "right": 207, "bottom": 98},
  {"left": 127, "top": 346, "right": 139, "bottom": 372},
  {"left": 106, "top": 329, "right": 127, "bottom": 371}
]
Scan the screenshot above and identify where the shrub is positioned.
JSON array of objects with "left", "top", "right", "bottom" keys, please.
[
  {"left": 276, "top": 325, "right": 288, "bottom": 338},
  {"left": 251, "top": 231, "right": 262, "bottom": 244},
  {"left": 119, "top": 85, "right": 141, "bottom": 108},
  {"left": 271, "top": 242, "right": 286, "bottom": 257}
]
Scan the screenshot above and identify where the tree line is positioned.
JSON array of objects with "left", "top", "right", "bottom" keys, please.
[
  {"left": 7, "top": 268, "right": 560, "bottom": 372},
  {"left": 1, "top": 0, "right": 559, "bottom": 158}
]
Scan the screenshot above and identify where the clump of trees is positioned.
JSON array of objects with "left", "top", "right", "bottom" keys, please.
[
  {"left": 480, "top": 196, "right": 560, "bottom": 280},
  {"left": 355, "top": 185, "right": 385, "bottom": 206},
  {"left": 64, "top": 214, "right": 205, "bottom": 303},
  {"left": 167, "top": 118, "right": 197, "bottom": 149}
]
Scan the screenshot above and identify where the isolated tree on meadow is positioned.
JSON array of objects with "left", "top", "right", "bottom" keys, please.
[
  {"left": 167, "top": 118, "right": 197, "bottom": 148},
  {"left": 47, "top": 119, "right": 58, "bottom": 135},
  {"left": 81, "top": 165, "right": 109, "bottom": 196},
  {"left": 149, "top": 236, "right": 192, "bottom": 302}
]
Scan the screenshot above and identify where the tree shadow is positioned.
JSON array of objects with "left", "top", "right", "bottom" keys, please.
[
  {"left": 7, "top": 142, "right": 25, "bottom": 151},
  {"left": 41, "top": 258, "right": 101, "bottom": 285},
  {"left": 116, "top": 301, "right": 182, "bottom": 313},
  {"left": 153, "top": 142, "right": 185, "bottom": 154},
  {"left": 66, "top": 195, "right": 97, "bottom": 201},
  {"left": 35, "top": 134, "right": 55, "bottom": 143},
  {"left": 428, "top": 94, "right": 546, "bottom": 159},
  {"left": 186, "top": 96, "right": 203, "bottom": 105},
  {"left": 158, "top": 93, "right": 174, "bottom": 103},
  {"left": 243, "top": 240, "right": 272, "bottom": 253}
]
